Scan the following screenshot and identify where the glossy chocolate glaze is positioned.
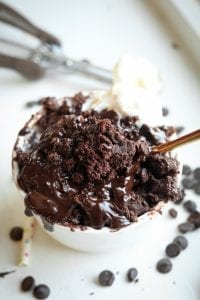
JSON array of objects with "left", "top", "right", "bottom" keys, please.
[{"left": 14, "top": 93, "right": 182, "bottom": 230}]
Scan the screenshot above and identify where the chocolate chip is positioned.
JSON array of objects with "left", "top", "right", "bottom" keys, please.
[
  {"left": 162, "top": 107, "right": 169, "bottom": 117},
  {"left": 171, "top": 42, "right": 180, "bottom": 50},
  {"left": 98, "top": 270, "right": 115, "bottom": 286},
  {"left": 173, "top": 236, "right": 188, "bottom": 250},
  {"left": 181, "top": 178, "right": 194, "bottom": 189},
  {"left": 127, "top": 268, "right": 138, "bottom": 282},
  {"left": 165, "top": 243, "right": 181, "bottom": 258},
  {"left": 21, "top": 276, "right": 35, "bottom": 291},
  {"left": 156, "top": 258, "right": 172, "bottom": 273},
  {"left": 168, "top": 208, "right": 177, "bottom": 218},
  {"left": 183, "top": 200, "right": 197, "bottom": 213},
  {"left": 9, "top": 227, "right": 23, "bottom": 241},
  {"left": 175, "top": 126, "right": 184, "bottom": 135},
  {"left": 33, "top": 284, "right": 50, "bottom": 299},
  {"left": 193, "top": 167, "right": 200, "bottom": 180},
  {"left": 193, "top": 182, "right": 200, "bottom": 195},
  {"left": 182, "top": 165, "right": 192, "bottom": 176},
  {"left": 188, "top": 211, "right": 200, "bottom": 228},
  {"left": 25, "top": 99, "right": 41, "bottom": 108},
  {"left": 178, "top": 222, "right": 195, "bottom": 233}
]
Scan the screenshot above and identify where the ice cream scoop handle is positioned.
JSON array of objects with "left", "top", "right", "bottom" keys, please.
[
  {"left": 65, "top": 58, "right": 113, "bottom": 84},
  {"left": 0, "top": 53, "right": 45, "bottom": 80}
]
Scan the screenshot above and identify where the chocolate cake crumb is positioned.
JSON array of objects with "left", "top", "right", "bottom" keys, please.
[
  {"left": 9, "top": 227, "right": 23, "bottom": 241},
  {"left": 168, "top": 208, "right": 177, "bottom": 218}
]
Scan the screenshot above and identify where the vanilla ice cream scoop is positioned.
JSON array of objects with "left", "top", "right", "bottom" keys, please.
[
  {"left": 113, "top": 55, "right": 162, "bottom": 93},
  {"left": 82, "top": 55, "right": 163, "bottom": 126}
]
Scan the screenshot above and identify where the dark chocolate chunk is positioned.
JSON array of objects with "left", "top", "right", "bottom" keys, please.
[
  {"left": 127, "top": 268, "right": 138, "bottom": 282},
  {"left": 9, "top": 227, "right": 23, "bottom": 241},
  {"left": 21, "top": 276, "right": 35, "bottom": 291},
  {"left": 162, "top": 107, "right": 169, "bottom": 117},
  {"left": 98, "top": 270, "right": 115, "bottom": 287},
  {"left": 193, "top": 167, "right": 200, "bottom": 180},
  {"left": 33, "top": 284, "right": 50, "bottom": 299},
  {"left": 181, "top": 178, "right": 194, "bottom": 189},
  {"left": 178, "top": 222, "right": 195, "bottom": 233},
  {"left": 165, "top": 243, "right": 181, "bottom": 258},
  {"left": 0, "top": 270, "right": 15, "bottom": 278},
  {"left": 156, "top": 258, "right": 172, "bottom": 273},
  {"left": 193, "top": 183, "right": 200, "bottom": 195},
  {"left": 182, "top": 165, "right": 192, "bottom": 176},
  {"left": 188, "top": 211, "right": 200, "bottom": 228},
  {"left": 173, "top": 236, "right": 188, "bottom": 250},
  {"left": 183, "top": 200, "right": 197, "bottom": 213},
  {"left": 168, "top": 208, "right": 177, "bottom": 218}
]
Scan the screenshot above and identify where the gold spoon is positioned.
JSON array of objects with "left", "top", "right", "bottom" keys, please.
[{"left": 153, "top": 129, "right": 200, "bottom": 153}]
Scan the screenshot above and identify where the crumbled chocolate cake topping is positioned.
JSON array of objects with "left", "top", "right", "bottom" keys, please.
[{"left": 14, "top": 93, "right": 181, "bottom": 230}]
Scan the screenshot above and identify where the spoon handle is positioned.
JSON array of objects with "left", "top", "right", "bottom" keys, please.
[{"left": 153, "top": 129, "right": 200, "bottom": 153}]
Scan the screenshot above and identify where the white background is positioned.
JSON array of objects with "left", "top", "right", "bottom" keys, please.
[{"left": 0, "top": 1, "right": 199, "bottom": 299}]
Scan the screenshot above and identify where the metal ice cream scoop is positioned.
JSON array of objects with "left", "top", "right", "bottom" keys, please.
[{"left": 0, "top": 2, "right": 112, "bottom": 83}]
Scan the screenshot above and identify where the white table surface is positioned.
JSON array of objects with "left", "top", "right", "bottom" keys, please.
[{"left": 0, "top": 1, "right": 200, "bottom": 299}]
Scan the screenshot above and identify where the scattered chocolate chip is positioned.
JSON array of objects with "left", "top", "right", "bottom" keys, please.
[
  {"left": 127, "top": 268, "right": 138, "bottom": 282},
  {"left": 193, "top": 167, "right": 200, "bottom": 180},
  {"left": 0, "top": 270, "right": 15, "bottom": 278},
  {"left": 156, "top": 258, "right": 172, "bottom": 273},
  {"left": 174, "top": 189, "right": 185, "bottom": 204},
  {"left": 178, "top": 222, "right": 195, "bottom": 233},
  {"left": 182, "top": 165, "right": 192, "bottom": 176},
  {"left": 21, "top": 276, "right": 35, "bottom": 291},
  {"left": 188, "top": 211, "right": 200, "bottom": 228},
  {"left": 171, "top": 42, "right": 180, "bottom": 50},
  {"left": 9, "top": 227, "right": 23, "bottom": 241},
  {"left": 168, "top": 208, "right": 177, "bottom": 218},
  {"left": 165, "top": 243, "right": 181, "bottom": 258},
  {"left": 175, "top": 126, "right": 184, "bottom": 135},
  {"left": 173, "top": 236, "right": 188, "bottom": 250},
  {"left": 25, "top": 99, "right": 41, "bottom": 108},
  {"left": 193, "top": 183, "right": 200, "bottom": 195},
  {"left": 135, "top": 278, "right": 139, "bottom": 283},
  {"left": 33, "top": 284, "right": 50, "bottom": 299},
  {"left": 162, "top": 107, "right": 169, "bottom": 117},
  {"left": 89, "top": 292, "right": 94, "bottom": 296},
  {"left": 98, "top": 270, "right": 115, "bottom": 287},
  {"left": 183, "top": 200, "right": 197, "bottom": 213},
  {"left": 181, "top": 178, "right": 194, "bottom": 189}
]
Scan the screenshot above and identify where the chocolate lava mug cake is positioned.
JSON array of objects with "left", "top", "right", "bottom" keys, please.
[
  {"left": 12, "top": 57, "right": 182, "bottom": 251},
  {"left": 13, "top": 56, "right": 182, "bottom": 251}
]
